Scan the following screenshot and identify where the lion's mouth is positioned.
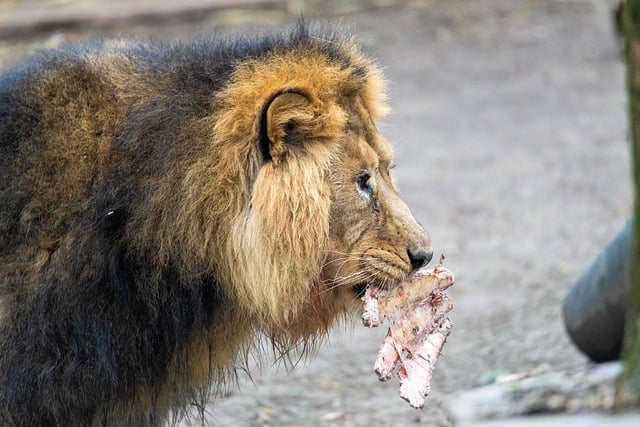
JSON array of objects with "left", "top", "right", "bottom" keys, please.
[
  {"left": 352, "top": 271, "right": 417, "bottom": 298},
  {"left": 354, "top": 283, "right": 370, "bottom": 298},
  {"left": 353, "top": 280, "right": 404, "bottom": 298}
]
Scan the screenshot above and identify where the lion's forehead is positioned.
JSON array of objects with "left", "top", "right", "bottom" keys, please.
[{"left": 344, "top": 106, "right": 394, "bottom": 169}]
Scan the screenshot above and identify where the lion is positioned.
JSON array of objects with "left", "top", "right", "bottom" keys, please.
[{"left": 0, "top": 22, "right": 432, "bottom": 425}]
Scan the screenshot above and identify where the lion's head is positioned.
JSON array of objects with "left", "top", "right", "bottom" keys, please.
[
  {"left": 322, "top": 99, "right": 433, "bottom": 297},
  {"left": 176, "top": 25, "right": 431, "bottom": 347}
]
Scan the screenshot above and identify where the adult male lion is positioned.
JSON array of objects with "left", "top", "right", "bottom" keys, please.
[{"left": 0, "top": 23, "right": 432, "bottom": 425}]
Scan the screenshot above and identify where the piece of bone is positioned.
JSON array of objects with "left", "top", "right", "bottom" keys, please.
[{"left": 362, "top": 256, "right": 454, "bottom": 408}]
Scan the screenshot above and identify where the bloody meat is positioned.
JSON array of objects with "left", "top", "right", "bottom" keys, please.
[{"left": 362, "top": 256, "right": 454, "bottom": 408}]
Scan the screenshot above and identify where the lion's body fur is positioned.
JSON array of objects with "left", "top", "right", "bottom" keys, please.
[{"left": 0, "top": 23, "right": 430, "bottom": 425}]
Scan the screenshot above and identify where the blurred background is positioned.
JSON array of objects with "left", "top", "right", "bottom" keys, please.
[{"left": 1, "top": 0, "right": 637, "bottom": 426}]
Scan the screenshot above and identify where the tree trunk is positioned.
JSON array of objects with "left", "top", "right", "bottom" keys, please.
[{"left": 618, "top": 0, "right": 640, "bottom": 406}]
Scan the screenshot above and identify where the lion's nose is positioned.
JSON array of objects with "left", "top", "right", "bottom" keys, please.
[{"left": 408, "top": 246, "right": 433, "bottom": 271}]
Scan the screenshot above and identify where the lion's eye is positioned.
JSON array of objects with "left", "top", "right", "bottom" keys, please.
[{"left": 356, "top": 172, "right": 373, "bottom": 196}]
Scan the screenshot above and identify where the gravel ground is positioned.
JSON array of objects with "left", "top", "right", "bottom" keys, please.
[{"left": 0, "top": 0, "right": 632, "bottom": 426}]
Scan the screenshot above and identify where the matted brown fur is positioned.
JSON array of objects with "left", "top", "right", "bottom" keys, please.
[{"left": 0, "top": 23, "right": 431, "bottom": 425}]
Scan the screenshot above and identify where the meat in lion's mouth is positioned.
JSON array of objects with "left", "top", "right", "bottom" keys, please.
[{"left": 361, "top": 255, "right": 454, "bottom": 408}]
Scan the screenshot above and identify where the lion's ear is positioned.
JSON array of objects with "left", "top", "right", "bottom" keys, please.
[{"left": 258, "top": 88, "right": 313, "bottom": 163}]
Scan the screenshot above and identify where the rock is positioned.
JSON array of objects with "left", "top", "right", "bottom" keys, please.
[{"left": 445, "top": 362, "right": 624, "bottom": 424}]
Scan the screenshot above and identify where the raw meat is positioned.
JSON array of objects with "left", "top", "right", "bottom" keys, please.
[{"left": 362, "top": 256, "right": 454, "bottom": 408}]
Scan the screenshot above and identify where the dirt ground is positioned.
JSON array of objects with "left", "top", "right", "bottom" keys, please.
[{"left": 0, "top": 0, "right": 633, "bottom": 425}]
